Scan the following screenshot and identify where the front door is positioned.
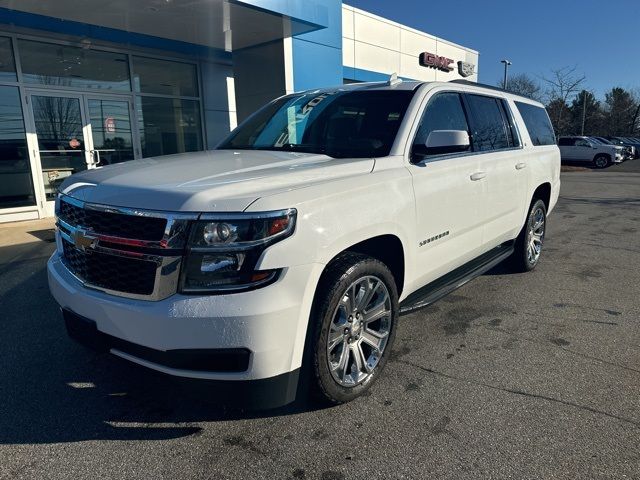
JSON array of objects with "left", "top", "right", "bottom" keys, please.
[
  {"left": 27, "top": 92, "right": 137, "bottom": 217},
  {"left": 408, "top": 91, "right": 485, "bottom": 290}
]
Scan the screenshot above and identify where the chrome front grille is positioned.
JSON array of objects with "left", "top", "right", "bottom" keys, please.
[
  {"left": 59, "top": 200, "right": 168, "bottom": 241},
  {"left": 56, "top": 194, "right": 198, "bottom": 301}
]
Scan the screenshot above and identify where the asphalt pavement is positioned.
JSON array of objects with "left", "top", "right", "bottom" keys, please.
[{"left": 1, "top": 160, "right": 639, "bottom": 479}]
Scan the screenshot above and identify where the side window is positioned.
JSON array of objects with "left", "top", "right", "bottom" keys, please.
[
  {"left": 515, "top": 102, "right": 556, "bottom": 146},
  {"left": 498, "top": 99, "right": 521, "bottom": 148},
  {"left": 575, "top": 139, "right": 590, "bottom": 147},
  {"left": 412, "top": 92, "right": 469, "bottom": 158},
  {"left": 558, "top": 137, "right": 572, "bottom": 146},
  {"left": 465, "top": 94, "right": 510, "bottom": 151}
]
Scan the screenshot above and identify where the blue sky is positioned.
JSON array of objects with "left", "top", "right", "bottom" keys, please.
[{"left": 345, "top": 0, "right": 639, "bottom": 100}]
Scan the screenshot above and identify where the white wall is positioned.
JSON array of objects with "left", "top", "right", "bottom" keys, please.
[{"left": 342, "top": 5, "right": 479, "bottom": 83}]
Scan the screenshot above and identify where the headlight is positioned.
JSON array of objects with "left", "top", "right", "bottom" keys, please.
[{"left": 180, "top": 209, "right": 296, "bottom": 293}]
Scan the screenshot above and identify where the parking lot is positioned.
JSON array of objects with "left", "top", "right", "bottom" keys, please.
[{"left": 1, "top": 161, "right": 639, "bottom": 480}]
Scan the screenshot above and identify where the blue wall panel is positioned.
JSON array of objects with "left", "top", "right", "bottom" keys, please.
[
  {"left": 234, "top": 0, "right": 329, "bottom": 30},
  {"left": 291, "top": 0, "right": 342, "bottom": 91},
  {"left": 292, "top": 38, "right": 342, "bottom": 91},
  {"left": 343, "top": 66, "right": 418, "bottom": 83}
]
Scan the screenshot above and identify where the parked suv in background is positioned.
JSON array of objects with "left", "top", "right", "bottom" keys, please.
[
  {"left": 558, "top": 136, "right": 623, "bottom": 167},
  {"left": 592, "top": 137, "right": 631, "bottom": 160},
  {"left": 589, "top": 137, "right": 630, "bottom": 160},
  {"left": 605, "top": 136, "right": 639, "bottom": 159},
  {"left": 48, "top": 79, "right": 560, "bottom": 407}
]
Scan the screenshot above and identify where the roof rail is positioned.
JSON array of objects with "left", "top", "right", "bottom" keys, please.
[{"left": 449, "top": 79, "right": 509, "bottom": 94}]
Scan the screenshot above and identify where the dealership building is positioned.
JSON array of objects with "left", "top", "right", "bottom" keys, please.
[{"left": 0, "top": 0, "right": 478, "bottom": 222}]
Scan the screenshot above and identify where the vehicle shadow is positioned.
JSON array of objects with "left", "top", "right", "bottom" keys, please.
[
  {"left": 561, "top": 160, "right": 620, "bottom": 170},
  {"left": 0, "top": 243, "right": 324, "bottom": 446}
]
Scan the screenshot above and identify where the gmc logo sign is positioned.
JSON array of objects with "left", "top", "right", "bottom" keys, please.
[{"left": 419, "top": 52, "right": 454, "bottom": 72}]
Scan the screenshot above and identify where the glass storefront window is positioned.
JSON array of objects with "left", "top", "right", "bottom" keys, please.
[
  {"left": 132, "top": 56, "right": 198, "bottom": 97},
  {"left": 0, "top": 36, "right": 17, "bottom": 82},
  {"left": 136, "top": 97, "right": 202, "bottom": 157},
  {"left": 88, "top": 99, "right": 135, "bottom": 165},
  {"left": 18, "top": 40, "right": 130, "bottom": 91},
  {"left": 0, "top": 86, "right": 35, "bottom": 208}
]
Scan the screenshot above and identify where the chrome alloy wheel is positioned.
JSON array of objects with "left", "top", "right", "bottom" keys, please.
[
  {"left": 327, "top": 275, "right": 392, "bottom": 387},
  {"left": 527, "top": 206, "right": 546, "bottom": 265}
]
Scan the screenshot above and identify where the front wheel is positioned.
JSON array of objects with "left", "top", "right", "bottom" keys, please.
[
  {"left": 512, "top": 199, "right": 547, "bottom": 272},
  {"left": 593, "top": 154, "right": 610, "bottom": 168},
  {"left": 310, "top": 253, "right": 398, "bottom": 404}
]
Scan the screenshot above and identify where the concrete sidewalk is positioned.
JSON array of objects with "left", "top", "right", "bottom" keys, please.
[
  {"left": 0, "top": 218, "right": 56, "bottom": 265},
  {"left": 0, "top": 218, "right": 55, "bottom": 247}
]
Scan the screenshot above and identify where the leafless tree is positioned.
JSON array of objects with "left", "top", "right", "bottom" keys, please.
[
  {"left": 497, "top": 73, "right": 543, "bottom": 102},
  {"left": 540, "top": 66, "right": 586, "bottom": 131},
  {"left": 630, "top": 89, "right": 640, "bottom": 136}
]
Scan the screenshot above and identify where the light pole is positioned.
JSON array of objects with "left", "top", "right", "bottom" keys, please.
[{"left": 501, "top": 59, "right": 512, "bottom": 90}]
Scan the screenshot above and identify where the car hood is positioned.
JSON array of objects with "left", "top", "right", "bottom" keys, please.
[{"left": 59, "top": 149, "right": 374, "bottom": 212}]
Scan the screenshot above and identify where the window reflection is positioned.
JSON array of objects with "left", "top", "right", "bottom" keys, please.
[
  {"left": 88, "top": 99, "right": 135, "bottom": 165},
  {"left": 0, "top": 36, "right": 17, "bottom": 82},
  {"left": 466, "top": 95, "right": 510, "bottom": 151},
  {"left": 18, "top": 40, "right": 130, "bottom": 91},
  {"left": 0, "top": 86, "right": 35, "bottom": 208},
  {"left": 136, "top": 97, "right": 202, "bottom": 157},
  {"left": 132, "top": 56, "right": 198, "bottom": 97},
  {"left": 32, "top": 96, "right": 87, "bottom": 200}
]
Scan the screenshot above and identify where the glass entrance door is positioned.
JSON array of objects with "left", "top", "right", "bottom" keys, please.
[
  {"left": 27, "top": 92, "right": 138, "bottom": 217},
  {"left": 29, "top": 93, "right": 92, "bottom": 215},
  {"left": 86, "top": 98, "right": 135, "bottom": 166}
]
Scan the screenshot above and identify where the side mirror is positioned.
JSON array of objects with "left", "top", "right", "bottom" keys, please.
[
  {"left": 420, "top": 130, "right": 470, "bottom": 157},
  {"left": 412, "top": 130, "right": 470, "bottom": 161}
]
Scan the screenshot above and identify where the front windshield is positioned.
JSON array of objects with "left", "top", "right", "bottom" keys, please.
[{"left": 218, "top": 89, "right": 415, "bottom": 158}]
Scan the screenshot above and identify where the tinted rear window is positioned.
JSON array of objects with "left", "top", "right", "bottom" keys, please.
[
  {"left": 515, "top": 102, "right": 556, "bottom": 146},
  {"left": 466, "top": 94, "right": 510, "bottom": 151}
]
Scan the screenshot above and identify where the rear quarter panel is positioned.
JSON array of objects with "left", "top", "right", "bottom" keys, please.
[{"left": 507, "top": 98, "right": 561, "bottom": 223}]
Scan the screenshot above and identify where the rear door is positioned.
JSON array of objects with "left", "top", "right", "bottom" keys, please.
[{"left": 463, "top": 93, "right": 527, "bottom": 249}]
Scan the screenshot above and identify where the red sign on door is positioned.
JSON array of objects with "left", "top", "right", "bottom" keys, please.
[{"left": 104, "top": 116, "right": 116, "bottom": 133}]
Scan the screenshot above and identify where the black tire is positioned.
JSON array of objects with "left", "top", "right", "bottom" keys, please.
[
  {"left": 511, "top": 199, "right": 547, "bottom": 272},
  {"left": 308, "top": 252, "right": 398, "bottom": 404},
  {"left": 593, "top": 154, "right": 610, "bottom": 169}
]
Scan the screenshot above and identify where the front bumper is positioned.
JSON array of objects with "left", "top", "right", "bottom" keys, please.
[
  {"left": 62, "top": 308, "right": 299, "bottom": 409},
  {"left": 48, "top": 251, "right": 322, "bottom": 389}
]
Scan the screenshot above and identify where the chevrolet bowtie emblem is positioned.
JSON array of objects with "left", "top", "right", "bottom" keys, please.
[{"left": 73, "top": 228, "right": 97, "bottom": 251}]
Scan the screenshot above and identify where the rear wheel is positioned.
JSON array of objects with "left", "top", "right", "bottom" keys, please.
[
  {"left": 309, "top": 253, "right": 398, "bottom": 404},
  {"left": 593, "top": 154, "right": 610, "bottom": 168},
  {"left": 512, "top": 199, "right": 547, "bottom": 272}
]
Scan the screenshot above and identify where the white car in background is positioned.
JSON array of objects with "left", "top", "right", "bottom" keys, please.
[
  {"left": 558, "top": 136, "right": 623, "bottom": 168},
  {"left": 48, "top": 79, "right": 560, "bottom": 407}
]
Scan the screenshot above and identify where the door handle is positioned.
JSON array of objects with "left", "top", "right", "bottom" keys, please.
[
  {"left": 515, "top": 162, "right": 527, "bottom": 170},
  {"left": 470, "top": 172, "right": 486, "bottom": 181},
  {"left": 89, "top": 150, "right": 101, "bottom": 166}
]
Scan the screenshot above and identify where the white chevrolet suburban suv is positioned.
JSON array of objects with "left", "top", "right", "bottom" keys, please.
[{"left": 48, "top": 79, "right": 560, "bottom": 407}]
